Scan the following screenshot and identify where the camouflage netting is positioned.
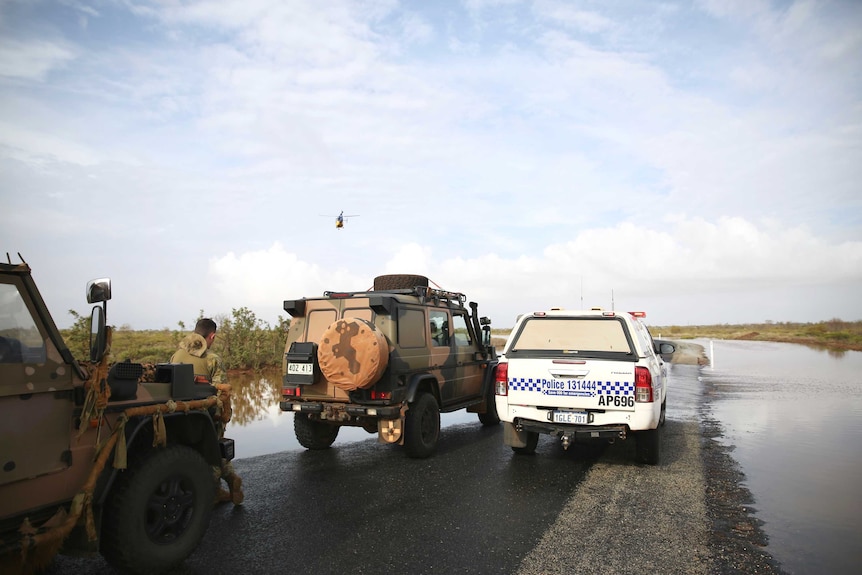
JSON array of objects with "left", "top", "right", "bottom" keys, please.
[{"left": 317, "top": 317, "right": 389, "bottom": 391}]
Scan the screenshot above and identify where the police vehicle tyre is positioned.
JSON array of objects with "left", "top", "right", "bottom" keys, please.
[
  {"left": 511, "top": 431, "right": 539, "bottom": 455},
  {"left": 404, "top": 392, "right": 440, "bottom": 459},
  {"left": 294, "top": 413, "right": 340, "bottom": 450},
  {"left": 100, "top": 444, "right": 215, "bottom": 575},
  {"left": 635, "top": 426, "right": 662, "bottom": 465},
  {"left": 373, "top": 274, "right": 429, "bottom": 291},
  {"left": 478, "top": 382, "right": 500, "bottom": 426},
  {"left": 659, "top": 399, "right": 667, "bottom": 427}
]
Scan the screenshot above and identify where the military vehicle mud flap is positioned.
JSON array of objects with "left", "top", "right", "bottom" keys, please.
[
  {"left": 378, "top": 417, "right": 403, "bottom": 444},
  {"left": 317, "top": 317, "right": 389, "bottom": 391}
]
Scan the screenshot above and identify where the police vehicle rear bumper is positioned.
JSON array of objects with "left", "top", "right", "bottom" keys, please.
[{"left": 515, "top": 418, "right": 629, "bottom": 441}]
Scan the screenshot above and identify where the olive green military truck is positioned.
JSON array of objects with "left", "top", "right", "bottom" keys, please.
[
  {"left": 280, "top": 274, "right": 499, "bottom": 458},
  {"left": 0, "top": 257, "right": 237, "bottom": 575}
]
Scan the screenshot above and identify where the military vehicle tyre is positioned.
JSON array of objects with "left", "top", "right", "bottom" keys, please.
[
  {"left": 634, "top": 426, "right": 662, "bottom": 465},
  {"left": 294, "top": 413, "right": 340, "bottom": 449},
  {"left": 100, "top": 444, "right": 215, "bottom": 575},
  {"left": 511, "top": 431, "right": 539, "bottom": 455},
  {"left": 373, "top": 274, "right": 429, "bottom": 291},
  {"left": 478, "top": 382, "right": 500, "bottom": 426},
  {"left": 404, "top": 392, "right": 440, "bottom": 459}
]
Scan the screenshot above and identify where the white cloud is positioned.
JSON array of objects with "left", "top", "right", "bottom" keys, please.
[{"left": 0, "top": 38, "right": 75, "bottom": 80}]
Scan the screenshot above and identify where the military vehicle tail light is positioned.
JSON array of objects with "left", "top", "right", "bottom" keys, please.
[
  {"left": 370, "top": 390, "right": 391, "bottom": 400},
  {"left": 495, "top": 363, "right": 509, "bottom": 395},
  {"left": 634, "top": 367, "right": 653, "bottom": 402},
  {"left": 283, "top": 386, "right": 301, "bottom": 397}
]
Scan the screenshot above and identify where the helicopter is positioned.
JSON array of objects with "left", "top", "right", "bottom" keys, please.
[{"left": 323, "top": 211, "right": 360, "bottom": 229}]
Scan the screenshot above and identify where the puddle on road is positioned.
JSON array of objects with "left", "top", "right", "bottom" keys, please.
[{"left": 699, "top": 339, "right": 862, "bottom": 575}]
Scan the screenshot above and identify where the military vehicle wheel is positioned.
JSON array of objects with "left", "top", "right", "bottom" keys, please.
[
  {"left": 373, "top": 274, "right": 429, "bottom": 291},
  {"left": 478, "top": 383, "right": 500, "bottom": 426},
  {"left": 294, "top": 413, "right": 340, "bottom": 449},
  {"left": 100, "top": 445, "right": 215, "bottom": 575},
  {"left": 512, "top": 431, "right": 539, "bottom": 454},
  {"left": 404, "top": 392, "right": 440, "bottom": 458},
  {"left": 634, "top": 426, "right": 662, "bottom": 465}
]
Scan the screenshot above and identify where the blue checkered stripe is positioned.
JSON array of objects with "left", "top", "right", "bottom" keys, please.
[
  {"left": 508, "top": 378, "right": 633, "bottom": 395},
  {"left": 509, "top": 378, "right": 543, "bottom": 392},
  {"left": 596, "top": 381, "right": 633, "bottom": 396}
]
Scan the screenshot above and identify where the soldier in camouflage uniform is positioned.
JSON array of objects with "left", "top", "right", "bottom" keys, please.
[{"left": 171, "top": 318, "right": 244, "bottom": 505}]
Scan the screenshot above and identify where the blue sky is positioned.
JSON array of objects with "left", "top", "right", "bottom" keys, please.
[{"left": 1, "top": 0, "right": 861, "bottom": 330}]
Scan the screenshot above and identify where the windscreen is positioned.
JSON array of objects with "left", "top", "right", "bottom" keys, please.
[{"left": 510, "top": 317, "right": 633, "bottom": 354}]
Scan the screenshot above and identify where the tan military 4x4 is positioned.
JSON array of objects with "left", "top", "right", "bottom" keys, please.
[
  {"left": 0, "top": 258, "right": 236, "bottom": 575},
  {"left": 280, "top": 274, "right": 499, "bottom": 458}
]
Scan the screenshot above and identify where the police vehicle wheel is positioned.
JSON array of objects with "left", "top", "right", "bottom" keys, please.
[
  {"left": 511, "top": 431, "right": 539, "bottom": 454},
  {"left": 100, "top": 444, "right": 215, "bottom": 575},
  {"left": 404, "top": 392, "right": 440, "bottom": 458},
  {"left": 659, "top": 399, "right": 667, "bottom": 427},
  {"left": 635, "top": 427, "right": 662, "bottom": 465},
  {"left": 372, "top": 274, "right": 429, "bottom": 291},
  {"left": 294, "top": 414, "right": 340, "bottom": 450}
]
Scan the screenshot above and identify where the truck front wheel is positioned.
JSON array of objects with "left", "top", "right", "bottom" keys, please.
[
  {"left": 294, "top": 414, "right": 340, "bottom": 450},
  {"left": 404, "top": 392, "right": 440, "bottom": 458},
  {"left": 100, "top": 444, "right": 215, "bottom": 575}
]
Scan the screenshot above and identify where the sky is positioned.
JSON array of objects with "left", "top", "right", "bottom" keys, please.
[{"left": 1, "top": 0, "right": 861, "bottom": 330}]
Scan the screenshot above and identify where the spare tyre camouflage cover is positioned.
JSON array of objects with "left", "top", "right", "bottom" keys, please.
[{"left": 317, "top": 318, "right": 390, "bottom": 391}]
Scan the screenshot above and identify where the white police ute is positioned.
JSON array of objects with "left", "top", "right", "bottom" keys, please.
[{"left": 494, "top": 309, "right": 675, "bottom": 464}]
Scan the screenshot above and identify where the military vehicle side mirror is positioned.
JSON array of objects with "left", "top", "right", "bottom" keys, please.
[
  {"left": 86, "top": 278, "right": 112, "bottom": 304},
  {"left": 89, "top": 305, "right": 106, "bottom": 362}
]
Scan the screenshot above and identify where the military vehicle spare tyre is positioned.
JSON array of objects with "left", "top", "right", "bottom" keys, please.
[
  {"left": 373, "top": 274, "right": 429, "bottom": 291},
  {"left": 317, "top": 317, "right": 389, "bottom": 391},
  {"left": 100, "top": 444, "right": 215, "bottom": 575}
]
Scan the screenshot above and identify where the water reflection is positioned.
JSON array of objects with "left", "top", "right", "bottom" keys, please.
[
  {"left": 225, "top": 368, "right": 282, "bottom": 426},
  {"left": 699, "top": 339, "right": 862, "bottom": 575}
]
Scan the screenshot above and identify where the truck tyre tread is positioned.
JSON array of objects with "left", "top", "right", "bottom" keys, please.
[
  {"left": 100, "top": 444, "right": 215, "bottom": 575},
  {"left": 294, "top": 413, "right": 340, "bottom": 450},
  {"left": 404, "top": 392, "right": 440, "bottom": 458}
]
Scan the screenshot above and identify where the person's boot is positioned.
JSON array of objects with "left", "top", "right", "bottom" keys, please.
[{"left": 228, "top": 475, "right": 244, "bottom": 505}]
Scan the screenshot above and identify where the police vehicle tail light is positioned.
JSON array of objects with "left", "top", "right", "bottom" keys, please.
[
  {"left": 494, "top": 363, "right": 509, "bottom": 395},
  {"left": 629, "top": 311, "right": 646, "bottom": 318},
  {"left": 283, "top": 386, "right": 301, "bottom": 398},
  {"left": 634, "top": 367, "right": 653, "bottom": 403}
]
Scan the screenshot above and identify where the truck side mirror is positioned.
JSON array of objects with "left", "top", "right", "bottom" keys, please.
[{"left": 90, "top": 305, "right": 107, "bottom": 362}]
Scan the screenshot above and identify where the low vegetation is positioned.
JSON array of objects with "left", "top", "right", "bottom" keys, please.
[
  {"left": 650, "top": 319, "right": 862, "bottom": 352},
  {"left": 60, "top": 316, "right": 862, "bottom": 370}
]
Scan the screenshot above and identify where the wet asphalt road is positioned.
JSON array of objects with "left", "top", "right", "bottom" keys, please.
[{"left": 49, "top": 362, "right": 734, "bottom": 575}]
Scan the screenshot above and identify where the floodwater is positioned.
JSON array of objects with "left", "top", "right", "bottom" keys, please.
[
  {"left": 699, "top": 339, "right": 862, "bottom": 575},
  {"left": 223, "top": 343, "right": 862, "bottom": 575}
]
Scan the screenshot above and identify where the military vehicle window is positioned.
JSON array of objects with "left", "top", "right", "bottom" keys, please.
[
  {"left": 452, "top": 313, "right": 472, "bottom": 346},
  {"left": 429, "top": 310, "right": 449, "bottom": 347},
  {"left": 343, "top": 308, "right": 373, "bottom": 322},
  {"left": 0, "top": 283, "right": 45, "bottom": 364},
  {"left": 398, "top": 308, "right": 426, "bottom": 348},
  {"left": 306, "top": 309, "right": 338, "bottom": 342}
]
